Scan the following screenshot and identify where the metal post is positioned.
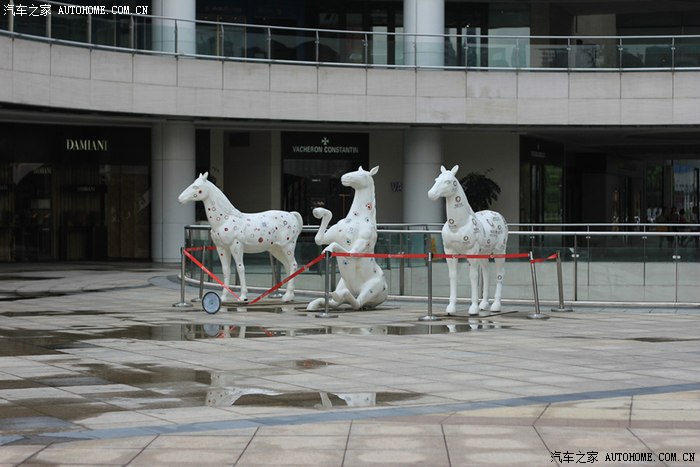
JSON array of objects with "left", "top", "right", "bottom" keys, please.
[
  {"left": 399, "top": 234, "right": 405, "bottom": 296},
  {"left": 315, "top": 30, "right": 319, "bottom": 63},
  {"left": 266, "top": 27, "right": 271, "bottom": 59},
  {"left": 8, "top": 0, "right": 14, "bottom": 33},
  {"left": 419, "top": 252, "right": 440, "bottom": 321},
  {"left": 642, "top": 228, "right": 647, "bottom": 287},
  {"left": 527, "top": 251, "right": 548, "bottom": 320},
  {"left": 87, "top": 13, "right": 92, "bottom": 44},
  {"left": 46, "top": 4, "right": 51, "bottom": 38},
  {"left": 673, "top": 235, "right": 680, "bottom": 303},
  {"left": 173, "top": 247, "right": 193, "bottom": 308},
  {"left": 551, "top": 250, "right": 573, "bottom": 312},
  {"left": 573, "top": 234, "right": 578, "bottom": 301},
  {"left": 191, "top": 241, "right": 207, "bottom": 303},
  {"left": 175, "top": 20, "right": 179, "bottom": 54},
  {"left": 315, "top": 250, "right": 337, "bottom": 318}
]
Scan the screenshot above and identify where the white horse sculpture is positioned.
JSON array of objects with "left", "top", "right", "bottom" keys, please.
[
  {"left": 428, "top": 165, "right": 508, "bottom": 316},
  {"left": 178, "top": 172, "right": 303, "bottom": 303},
  {"left": 307, "top": 166, "right": 388, "bottom": 310}
]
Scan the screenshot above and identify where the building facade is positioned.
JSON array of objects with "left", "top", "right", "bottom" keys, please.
[{"left": 1, "top": 0, "right": 700, "bottom": 262}]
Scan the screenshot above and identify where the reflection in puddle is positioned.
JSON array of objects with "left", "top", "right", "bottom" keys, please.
[
  {"left": 206, "top": 387, "right": 417, "bottom": 408},
  {"left": 187, "top": 320, "right": 505, "bottom": 339},
  {"left": 0, "top": 320, "right": 507, "bottom": 356}
]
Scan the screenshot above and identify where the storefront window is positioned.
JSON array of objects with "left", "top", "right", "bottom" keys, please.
[{"left": 0, "top": 124, "right": 150, "bottom": 262}]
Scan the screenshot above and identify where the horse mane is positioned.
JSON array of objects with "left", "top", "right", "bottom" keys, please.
[{"left": 206, "top": 180, "right": 242, "bottom": 217}]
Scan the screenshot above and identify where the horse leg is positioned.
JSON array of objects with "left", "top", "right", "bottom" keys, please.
[
  {"left": 306, "top": 278, "right": 345, "bottom": 311},
  {"left": 479, "top": 259, "right": 491, "bottom": 311},
  {"left": 468, "top": 259, "right": 480, "bottom": 315},
  {"left": 231, "top": 244, "right": 247, "bottom": 302},
  {"left": 354, "top": 275, "right": 387, "bottom": 310},
  {"left": 216, "top": 245, "right": 233, "bottom": 302},
  {"left": 445, "top": 255, "right": 459, "bottom": 315},
  {"left": 491, "top": 257, "right": 505, "bottom": 312},
  {"left": 271, "top": 245, "right": 297, "bottom": 302}
]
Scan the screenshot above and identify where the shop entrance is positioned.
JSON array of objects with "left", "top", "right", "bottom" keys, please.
[
  {"left": 281, "top": 132, "right": 369, "bottom": 224},
  {"left": 0, "top": 124, "right": 150, "bottom": 262}
]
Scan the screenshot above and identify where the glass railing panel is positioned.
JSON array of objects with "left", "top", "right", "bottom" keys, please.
[
  {"left": 91, "top": 16, "right": 116, "bottom": 47},
  {"left": 51, "top": 14, "right": 89, "bottom": 42},
  {"left": 530, "top": 38, "right": 569, "bottom": 68},
  {"left": 196, "top": 22, "right": 218, "bottom": 56},
  {"left": 149, "top": 19, "right": 177, "bottom": 53},
  {"left": 570, "top": 38, "right": 618, "bottom": 68},
  {"left": 620, "top": 37, "right": 673, "bottom": 68},
  {"left": 243, "top": 26, "right": 269, "bottom": 60},
  {"left": 132, "top": 17, "right": 152, "bottom": 51},
  {"left": 269, "top": 28, "right": 316, "bottom": 62},
  {"left": 316, "top": 30, "right": 354, "bottom": 63},
  {"left": 674, "top": 37, "right": 700, "bottom": 68},
  {"left": 0, "top": 10, "right": 8, "bottom": 31},
  {"left": 675, "top": 232, "right": 700, "bottom": 302},
  {"left": 221, "top": 24, "right": 246, "bottom": 58},
  {"left": 11, "top": 12, "right": 46, "bottom": 37},
  {"left": 331, "top": 31, "right": 360, "bottom": 64},
  {"left": 486, "top": 36, "right": 519, "bottom": 68}
]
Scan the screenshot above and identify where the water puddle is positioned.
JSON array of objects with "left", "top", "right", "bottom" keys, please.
[
  {"left": 206, "top": 387, "right": 418, "bottom": 408},
  {"left": 0, "top": 320, "right": 507, "bottom": 357}
]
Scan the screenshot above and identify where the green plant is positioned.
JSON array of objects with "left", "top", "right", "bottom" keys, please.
[{"left": 459, "top": 169, "right": 501, "bottom": 212}]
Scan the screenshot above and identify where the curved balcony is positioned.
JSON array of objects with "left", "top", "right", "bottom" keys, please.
[
  {"left": 2, "top": 2, "right": 700, "bottom": 126},
  {"left": 3, "top": 1, "right": 700, "bottom": 70}
]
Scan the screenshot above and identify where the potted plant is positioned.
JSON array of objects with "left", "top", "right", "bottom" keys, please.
[{"left": 459, "top": 168, "right": 501, "bottom": 212}]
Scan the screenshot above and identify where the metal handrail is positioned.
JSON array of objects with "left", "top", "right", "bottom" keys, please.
[
  {"left": 3, "top": 0, "right": 700, "bottom": 71},
  {"left": 183, "top": 223, "right": 700, "bottom": 305}
]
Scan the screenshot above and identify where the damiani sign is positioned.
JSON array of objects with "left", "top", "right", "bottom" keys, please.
[{"left": 65, "top": 139, "right": 108, "bottom": 152}]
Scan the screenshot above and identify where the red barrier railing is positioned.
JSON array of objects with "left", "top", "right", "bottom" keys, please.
[{"left": 177, "top": 246, "right": 567, "bottom": 317}]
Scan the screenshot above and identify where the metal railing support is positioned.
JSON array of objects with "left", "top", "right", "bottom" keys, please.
[
  {"left": 173, "top": 247, "right": 193, "bottom": 308},
  {"left": 315, "top": 250, "right": 337, "bottom": 318},
  {"left": 191, "top": 242, "right": 208, "bottom": 303},
  {"left": 419, "top": 251, "right": 440, "bottom": 321},
  {"left": 527, "top": 251, "right": 548, "bottom": 320},
  {"left": 551, "top": 250, "right": 573, "bottom": 312}
]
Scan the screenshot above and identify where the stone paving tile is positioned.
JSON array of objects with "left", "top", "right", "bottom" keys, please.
[{"left": 1, "top": 264, "right": 700, "bottom": 465}]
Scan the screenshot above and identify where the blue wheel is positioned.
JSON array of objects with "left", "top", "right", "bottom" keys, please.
[{"left": 202, "top": 291, "right": 222, "bottom": 314}]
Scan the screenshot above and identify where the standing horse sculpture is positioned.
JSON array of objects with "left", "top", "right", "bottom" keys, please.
[
  {"left": 307, "top": 166, "right": 388, "bottom": 310},
  {"left": 178, "top": 172, "right": 303, "bottom": 303},
  {"left": 428, "top": 165, "right": 508, "bottom": 316}
]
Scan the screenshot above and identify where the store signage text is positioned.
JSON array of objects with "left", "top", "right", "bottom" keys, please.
[{"left": 65, "top": 139, "right": 108, "bottom": 152}]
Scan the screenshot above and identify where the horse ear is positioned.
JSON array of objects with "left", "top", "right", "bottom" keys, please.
[
  {"left": 450, "top": 165, "right": 459, "bottom": 175},
  {"left": 202, "top": 172, "right": 209, "bottom": 180},
  {"left": 440, "top": 165, "right": 447, "bottom": 173},
  {"left": 358, "top": 165, "right": 364, "bottom": 171},
  {"left": 369, "top": 166, "right": 379, "bottom": 176}
]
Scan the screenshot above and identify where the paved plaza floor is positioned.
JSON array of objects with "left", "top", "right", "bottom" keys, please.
[{"left": 0, "top": 262, "right": 699, "bottom": 466}]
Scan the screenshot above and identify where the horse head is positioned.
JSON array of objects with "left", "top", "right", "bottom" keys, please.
[
  {"left": 178, "top": 172, "right": 210, "bottom": 204},
  {"left": 428, "top": 165, "right": 460, "bottom": 200},
  {"left": 341, "top": 166, "right": 379, "bottom": 191}
]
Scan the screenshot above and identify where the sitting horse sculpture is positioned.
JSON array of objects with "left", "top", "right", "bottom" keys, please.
[
  {"left": 178, "top": 172, "right": 302, "bottom": 303},
  {"left": 428, "top": 165, "right": 508, "bottom": 315},
  {"left": 307, "top": 166, "right": 388, "bottom": 310}
]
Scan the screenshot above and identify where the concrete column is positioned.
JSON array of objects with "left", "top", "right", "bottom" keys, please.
[
  {"left": 403, "top": 128, "right": 442, "bottom": 224},
  {"left": 152, "top": 121, "right": 196, "bottom": 262},
  {"left": 152, "top": 0, "right": 196, "bottom": 54},
  {"left": 403, "top": 0, "right": 444, "bottom": 67}
]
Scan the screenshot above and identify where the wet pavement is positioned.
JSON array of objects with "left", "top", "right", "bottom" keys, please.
[{"left": 0, "top": 262, "right": 699, "bottom": 466}]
